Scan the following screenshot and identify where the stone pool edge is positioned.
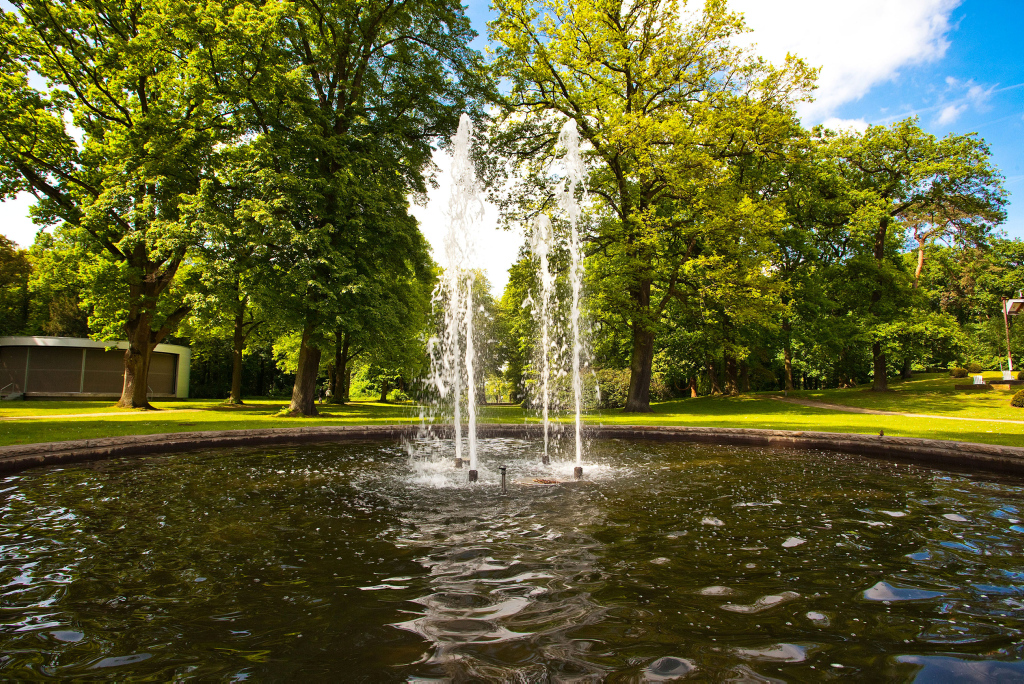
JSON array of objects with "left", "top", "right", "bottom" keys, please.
[{"left": 1, "top": 424, "right": 1023, "bottom": 477}]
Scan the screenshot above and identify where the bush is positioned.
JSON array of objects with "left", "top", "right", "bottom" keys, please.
[
  {"left": 1011, "top": 389, "right": 1024, "bottom": 408},
  {"left": 966, "top": 362, "right": 984, "bottom": 374},
  {"left": 1018, "top": 370, "right": 1024, "bottom": 381},
  {"left": 595, "top": 368, "right": 671, "bottom": 408},
  {"left": 950, "top": 368, "right": 968, "bottom": 378}
]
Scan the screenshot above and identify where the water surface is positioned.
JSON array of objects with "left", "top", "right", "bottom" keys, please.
[{"left": 2, "top": 438, "right": 1024, "bottom": 680}]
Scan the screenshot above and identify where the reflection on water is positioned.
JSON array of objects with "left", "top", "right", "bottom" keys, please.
[{"left": 2, "top": 438, "right": 1024, "bottom": 680}]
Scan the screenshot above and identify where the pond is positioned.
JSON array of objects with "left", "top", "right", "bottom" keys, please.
[{"left": 2, "top": 438, "right": 1024, "bottom": 680}]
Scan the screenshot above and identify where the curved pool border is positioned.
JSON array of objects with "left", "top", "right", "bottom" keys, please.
[{"left": 1, "top": 424, "right": 1024, "bottom": 477}]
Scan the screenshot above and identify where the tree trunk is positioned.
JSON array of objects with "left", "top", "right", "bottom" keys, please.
[
  {"left": 724, "top": 352, "right": 738, "bottom": 395},
  {"left": 379, "top": 379, "right": 390, "bottom": 403},
  {"left": 901, "top": 357, "right": 913, "bottom": 380},
  {"left": 228, "top": 306, "right": 245, "bottom": 405},
  {"left": 624, "top": 328, "right": 655, "bottom": 412},
  {"left": 624, "top": 280, "right": 655, "bottom": 412},
  {"left": 343, "top": 366, "right": 351, "bottom": 402},
  {"left": 330, "top": 330, "right": 349, "bottom": 404},
  {"left": 118, "top": 315, "right": 155, "bottom": 409},
  {"left": 707, "top": 358, "right": 722, "bottom": 395},
  {"left": 740, "top": 361, "right": 750, "bottom": 393},
  {"left": 870, "top": 215, "right": 890, "bottom": 392},
  {"left": 872, "top": 341, "right": 888, "bottom": 391},
  {"left": 257, "top": 351, "right": 265, "bottom": 396},
  {"left": 688, "top": 376, "right": 698, "bottom": 398},
  {"left": 782, "top": 318, "right": 794, "bottom": 391},
  {"left": 287, "top": 324, "right": 321, "bottom": 416}
]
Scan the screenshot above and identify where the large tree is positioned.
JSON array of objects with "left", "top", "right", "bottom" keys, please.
[
  {"left": 231, "top": 0, "right": 487, "bottom": 416},
  {"left": 0, "top": 0, "right": 246, "bottom": 407},
  {"left": 831, "top": 119, "right": 1006, "bottom": 390},
  {"left": 488, "top": 0, "right": 814, "bottom": 411}
]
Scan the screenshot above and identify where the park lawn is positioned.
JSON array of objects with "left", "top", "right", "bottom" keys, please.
[
  {"left": 0, "top": 391, "right": 1023, "bottom": 448},
  {"left": 780, "top": 372, "right": 1024, "bottom": 421}
]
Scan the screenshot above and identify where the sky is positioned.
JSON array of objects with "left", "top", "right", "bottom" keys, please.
[{"left": 1, "top": 0, "right": 1021, "bottom": 296}]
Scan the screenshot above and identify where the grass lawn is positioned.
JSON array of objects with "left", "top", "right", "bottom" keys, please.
[
  {"left": 779, "top": 371, "right": 1024, "bottom": 421},
  {"left": 0, "top": 373, "right": 1022, "bottom": 448}
]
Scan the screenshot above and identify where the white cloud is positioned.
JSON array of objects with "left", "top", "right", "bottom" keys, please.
[
  {"left": 727, "top": 0, "right": 962, "bottom": 122},
  {"left": 409, "top": 149, "right": 523, "bottom": 297},
  {"left": 935, "top": 103, "right": 967, "bottom": 125},
  {"left": 930, "top": 77, "right": 996, "bottom": 126},
  {"left": 820, "top": 117, "right": 869, "bottom": 133}
]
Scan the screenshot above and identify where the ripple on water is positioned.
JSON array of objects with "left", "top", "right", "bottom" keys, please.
[
  {"left": 895, "top": 655, "right": 1024, "bottom": 682},
  {"left": 645, "top": 656, "right": 696, "bottom": 680},
  {"left": 863, "top": 581, "right": 947, "bottom": 602},
  {"left": 721, "top": 591, "right": 801, "bottom": 614}
]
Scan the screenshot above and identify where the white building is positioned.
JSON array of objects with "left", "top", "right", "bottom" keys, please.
[{"left": 0, "top": 336, "right": 190, "bottom": 399}]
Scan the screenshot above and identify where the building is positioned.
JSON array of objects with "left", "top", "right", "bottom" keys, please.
[{"left": 0, "top": 337, "right": 190, "bottom": 400}]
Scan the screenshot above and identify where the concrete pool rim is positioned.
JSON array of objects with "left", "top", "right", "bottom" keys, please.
[{"left": 2, "top": 424, "right": 1024, "bottom": 477}]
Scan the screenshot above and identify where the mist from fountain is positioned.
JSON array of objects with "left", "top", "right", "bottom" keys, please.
[
  {"left": 557, "top": 120, "right": 587, "bottom": 466},
  {"left": 428, "top": 113, "right": 484, "bottom": 476},
  {"left": 531, "top": 215, "right": 555, "bottom": 465}
]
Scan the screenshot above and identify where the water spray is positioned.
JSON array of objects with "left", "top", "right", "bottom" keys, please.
[
  {"left": 429, "top": 113, "right": 484, "bottom": 472},
  {"left": 558, "top": 119, "right": 587, "bottom": 477},
  {"left": 531, "top": 215, "right": 554, "bottom": 465}
]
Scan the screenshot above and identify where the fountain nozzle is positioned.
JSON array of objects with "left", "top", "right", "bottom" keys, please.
[
  {"left": 468, "top": 469, "right": 478, "bottom": 483},
  {"left": 500, "top": 465, "right": 507, "bottom": 494},
  {"left": 573, "top": 466, "right": 583, "bottom": 481},
  {"left": 454, "top": 457, "right": 463, "bottom": 469}
]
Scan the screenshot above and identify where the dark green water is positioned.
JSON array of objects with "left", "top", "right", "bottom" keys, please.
[{"left": 2, "top": 438, "right": 1024, "bottom": 681}]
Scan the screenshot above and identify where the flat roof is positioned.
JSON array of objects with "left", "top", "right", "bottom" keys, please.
[{"left": 0, "top": 336, "right": 190, "bottom": 357}]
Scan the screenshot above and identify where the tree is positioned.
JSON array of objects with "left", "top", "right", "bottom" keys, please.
[
  {"left": 489, "top": 0, "right": 814, "bottom": 410},
  {"left": 0, "top": 0, "right": 246, "bottom": 407},
  {"left": 230, "top": 0, "right": 488, "bottom": 416},
  {"left": 830, "top": 118, "right": 1006, "bottom": 390},
  {"left": 0, "top": 234, "right": 31, "bottom": 335}
]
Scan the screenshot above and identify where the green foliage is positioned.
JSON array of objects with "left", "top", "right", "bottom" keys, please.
[
  {"left": 967, "top": 362, "right": 984, "bottom": 374},
  {"left": 1011, "top": 390, "right": 1024, "bottom": 408},
  {"left": 0, "top": 234, "right": 30, "bottom": 335},
  {"left": 489, "top": 0, "right": 814, "bottom": 410},
  {"left": 950, "top": 368, "right": 968, "bottom": 378},
  {"left": 596, "top": 369, "right": 670, "bottom": 408}
]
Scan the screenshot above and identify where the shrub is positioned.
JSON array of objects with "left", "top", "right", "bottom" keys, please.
[
  {"left": 1018, "top": 370, "right": 1024, "bottom": 381},
  {"left": 595, "top": 369, "right": 671, "bottom": 408},
  {"left": 1011, "top": 389, "right": 1024, "bottom": 408},
  {"left": 966, "top": 362, "right": 984, "bottom": 373},
  {"left": 950, "top": 368, "right": 968, "bottom": 378}
]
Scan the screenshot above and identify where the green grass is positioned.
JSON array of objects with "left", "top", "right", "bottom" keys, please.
[
  {"left": 0, "top": 373, "right": 1022, "bottom": 448},
  {"left": 778, "top": 372, "right": 1024, "bottom": 421}
]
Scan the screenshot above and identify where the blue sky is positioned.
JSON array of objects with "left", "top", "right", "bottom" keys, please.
[
  {"left": 1, "top": 0, "right": 1020, "bottom": 293},
  {"left": 819, "top": 0, "right": 1023, "bottom": 237}
]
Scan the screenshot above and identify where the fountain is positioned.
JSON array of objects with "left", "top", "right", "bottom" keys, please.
[
  {"left": 558, "top": 119, "right": 587, "bottom": 478},
  {"left": 526, "top": 120, "right": 588, "bottom": 476},
  {"left": 430, "top": 113, "right": 484, "bottom": 481},
  {"left": 434, "top": 115, "right": 589, "bottom": 480},
  {"left": 530, "top": 214, "right": 555, "bottom": 465}
]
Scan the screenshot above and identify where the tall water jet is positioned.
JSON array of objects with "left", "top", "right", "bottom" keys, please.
[
  {"left": 531, "top": 215, "right": 555, "bottom": 465},
  {"left": 432, "top": 113, "right": 484, "bottom": 480},
  {"left": 464, "top": 274, "right": 478, "bottom": 476},
  {"left": 557, "top": 120, "right": 587, "bottom": 472}
]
